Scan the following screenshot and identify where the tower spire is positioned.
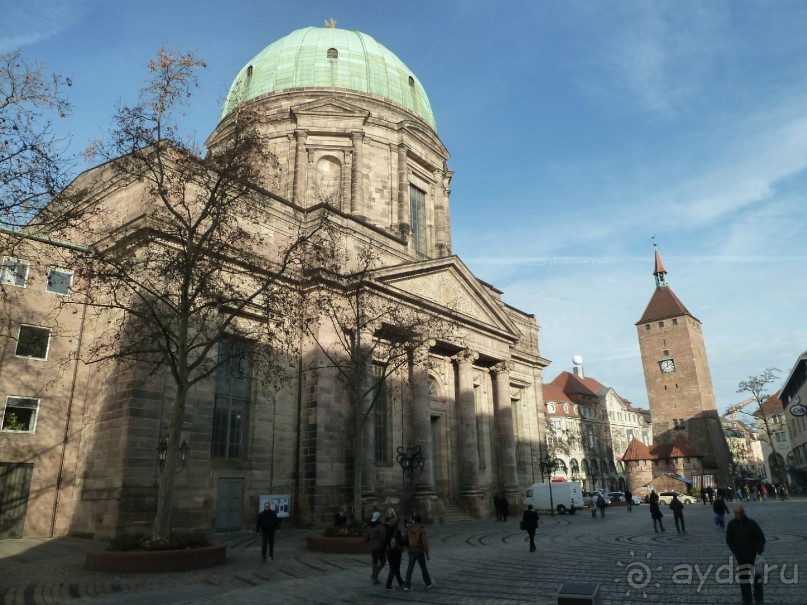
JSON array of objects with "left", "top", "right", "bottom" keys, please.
[{"left": 653, "top": 248, "right": 668, "bottom": 287}]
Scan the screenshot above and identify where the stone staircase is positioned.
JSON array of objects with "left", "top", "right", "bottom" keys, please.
[{"left": 441, "top": 502, "right": 477, "bottom": 523}]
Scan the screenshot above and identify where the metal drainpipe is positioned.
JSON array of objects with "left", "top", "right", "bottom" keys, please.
[{"left": 50, "top": 288, "right": 90, "bottom": 537}]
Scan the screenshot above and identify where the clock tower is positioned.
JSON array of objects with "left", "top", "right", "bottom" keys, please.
[{"left": 636, "top": 250, "right": 730, "bottom": 485}]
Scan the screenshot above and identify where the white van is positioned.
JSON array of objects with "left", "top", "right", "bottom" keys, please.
[{"left": 525, "top": 481, "right": 583, "bottom": 514}]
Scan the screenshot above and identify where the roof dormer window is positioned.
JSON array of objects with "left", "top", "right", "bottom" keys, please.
[
  {"left": 246, "top": 65, "right": 253, "bottom": 77},
  {"left": 327, "top": 48, "right": 338, "bottom": 59}
]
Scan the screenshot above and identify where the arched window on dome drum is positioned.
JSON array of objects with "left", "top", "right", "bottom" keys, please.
[
  {"left": 327, "top": 48, "right": 338, "bottom": 59},
  {"left": 315, "top": 156, "right": 342, "bottom": 207},
  {"left": 409, "top": 185, "right": 427, "bottom": 256}
]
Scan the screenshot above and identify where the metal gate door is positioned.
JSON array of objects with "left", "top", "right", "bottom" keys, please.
[
  {"left": 0, "top": 463, "right": 33, "bottom": 539},
  {"left": 215, "top": 477, "right": 244, "bottom": 532}
]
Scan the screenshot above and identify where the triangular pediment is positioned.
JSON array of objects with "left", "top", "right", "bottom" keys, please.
[
  {"left": 369, "top": 256, "right": 518, "bottom": 339},
  {"left": 398, "top": 120, "right": 448, "bottom": 157},
  {"left": 291, "top": 98, "right": 370, "bottom": 120}
]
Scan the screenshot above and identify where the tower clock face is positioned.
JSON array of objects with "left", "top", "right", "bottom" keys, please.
[{"left": 659, "top": 359, "right": 676, "bottom": 373}]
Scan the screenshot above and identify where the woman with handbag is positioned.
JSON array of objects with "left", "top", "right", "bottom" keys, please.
[{"left": 522, "top": 504, "right": 539, "bottom": 552}]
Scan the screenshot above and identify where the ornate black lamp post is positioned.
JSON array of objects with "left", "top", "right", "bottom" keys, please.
[
  {"left": 157, "top": 437, "right": 189, "bottom": 473},
  {"left": 396, "top": 445, "right": 425, "bottom": 521},
  {"left": 537, "top": 454, "right": 566, "bottom": 516}
]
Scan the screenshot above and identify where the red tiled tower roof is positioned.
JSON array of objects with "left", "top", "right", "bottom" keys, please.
[
  {"left": 636, "top": 286, "right": 698, "bottom": 324},
  {"left": 622, "top": 438, "right": 653, "bottom": 461}
]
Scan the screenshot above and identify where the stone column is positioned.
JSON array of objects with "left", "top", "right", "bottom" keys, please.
[
  {"left": 411, "top": 349, "right": 434, "bottom": 495},
  {"left": 350, "top": 132, "right": 366, "bottom": 220},
  {"left": 293, "top": 130, "right": 308, "bottom": 205},
  {"left": 453, "top": 349, "right": 481, "bottom": 497},
  {"left": 396, "top": 144, "right": 411, "bottom": 238},
  {"left": 433, "top": 169, "right": 448, "bottom": 257},
  {"left": 492, "top": 361, "right": 519, "bottom": 497}
]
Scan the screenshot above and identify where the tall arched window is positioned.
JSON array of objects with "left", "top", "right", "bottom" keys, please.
[{"left": 316, "top": 156, "right": 342, "bottom": 205}]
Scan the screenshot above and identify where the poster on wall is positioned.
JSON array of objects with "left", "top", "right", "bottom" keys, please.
[{"left": 259, "top": 494, "right": 290, "bottom": 518}]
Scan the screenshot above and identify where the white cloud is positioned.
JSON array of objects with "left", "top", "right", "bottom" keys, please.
[{"left": 0, "top": 1, "right": 90, "bottom": 52}]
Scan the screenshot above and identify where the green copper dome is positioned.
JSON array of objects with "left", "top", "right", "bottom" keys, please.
[{"left": 221, "top": 27, "right": 436, "bottom": 129}]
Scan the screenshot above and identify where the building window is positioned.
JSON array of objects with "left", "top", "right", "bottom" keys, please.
[
  {"left": 409, "top": 185, "right": 427, "bottom": 256},
  {"left": 15, "top": 325, "right": 51, "bottom": 360},
  {"left": 1, "top": 397, "right": 39, "bottom": 432},
  {"left": 1, "top": 257, "right": 29, "bottom": 287},
  {"left": 645, "top": 324, "right": 650, "bottom": 330},
  {"left": 428, "top": 376, "right": 440, "bottom": 398},
  {"left": 46, "top": 267, "right": 73, "bottom": 295},
  {"left": 211, "top": 339, "right": 252, "bottom": 459},
  {"left": 373, "top": 364, "right": 390, "bottom": 463},
  {"left": 408, "top": 76, "right": 414, "bottom": 86},
  {"left": 658, "top": 321, "right": 665, "bottom": 328},
  {"left": 246, "top": 65, "right": 253, "bottom": 77},
  {"left": 672, "top": 318, "right": 678, "bottom": 325},
  {"left": 327, "top": 48, "right": 338, "bottom": 59}
]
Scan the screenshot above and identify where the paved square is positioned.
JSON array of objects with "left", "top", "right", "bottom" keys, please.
[{"left": 1, "top": 498, "right": 805, "bottom": 604}]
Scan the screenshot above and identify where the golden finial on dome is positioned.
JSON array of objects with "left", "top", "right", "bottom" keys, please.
[{"left": 324, "top": 18, "right": 337, "bottom": 28}]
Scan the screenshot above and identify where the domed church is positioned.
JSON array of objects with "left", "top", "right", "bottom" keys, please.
[{"left": 0, "top": 27, "right": 549, "bottom": 537}]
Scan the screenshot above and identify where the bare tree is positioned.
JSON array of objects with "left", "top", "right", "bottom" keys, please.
[
  {"left": 305, "top": 246, "right": 457, "bottom": 518},
  {"left": 737, "top": 368, "right": 785, "bottom": 484},
  {"left": 65, "top": 49, "right": 329, "bottom": 539},
  {"left": 0, "top": 50, "right": 72, "bottom": 232}
]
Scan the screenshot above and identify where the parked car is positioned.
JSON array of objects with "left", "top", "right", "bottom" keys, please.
[
  {"left": 657, "top": 491, "right": 697, "bottom": 505},
  {"left": 609, "top": 491, "right": 643, "bottom": 506},
  {"left": 608, "top": 491, "right": 626, "bottom": 503},
  {"left": 582, "top": 490, "right": 610, "bottom": 507}
]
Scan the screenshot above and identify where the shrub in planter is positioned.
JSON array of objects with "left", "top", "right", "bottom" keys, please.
[
  {"left": 322, "top": 520, "right": 367, "bottom": 538},
  {"left": 107, "top": 530, "right": 211, "bottom": 552}
]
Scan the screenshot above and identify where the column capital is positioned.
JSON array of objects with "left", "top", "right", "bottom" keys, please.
[
  {"left": 492, "top": 360, "right": 515, "bottom": 374},
  {"left": 452, "top": 349, "right": 479, "bottom": 365},
  {"left": 351, "top": 131, "right": 364, "bottom": 142}
]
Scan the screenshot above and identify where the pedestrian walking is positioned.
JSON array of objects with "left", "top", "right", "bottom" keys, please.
[
  {"left": 625, "top": 489, "right": 633, "bottom": 512},
  {"left": 669, "top": 494, "right": 685, "bottom": 533},
  {"left": 596, "top": 493, "right": 607, "bottom": 518},
  {"left": 726, "top": 506, "right": 766, "bottom": 605},
  {"left": 522, "top": 504, "right": 539, "bottom": 552},
  {"left": 384, "top": 509, "right": 405, "bottom": 591},
  {"left": 760, "top": 484, "right": 767, "bottom": 502},
  {"left": 402, "top": 514, "right": 434, "bottom": 590},
  {"left": 501, "top": 494, "right": 510, "bottom": 522},
  {"left": 713, "top": 495, "right": 730, "bottom": 529},
  {"left": 649, "top": 492, "right": 665, "bottom": 533},
  {"left": 493, "top": 492, "right": 504, "bottom": 521},
  {"left": 367, "top": 511, "right": 386, "bottom": 584},
  {"left": 256, "top": 501, "right": 279, "bottom": 562}
]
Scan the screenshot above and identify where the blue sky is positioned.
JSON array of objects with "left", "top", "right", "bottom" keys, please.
[{"left": 3, "top": 0, "right": 806, "bottom": 413}]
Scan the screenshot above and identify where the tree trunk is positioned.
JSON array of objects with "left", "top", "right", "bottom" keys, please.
[
  {"left": 153, "top": 382, "right": 188, "bottom": 540},
  {"left": 352, "top": 414, "right": 364, "bottom": 521}
]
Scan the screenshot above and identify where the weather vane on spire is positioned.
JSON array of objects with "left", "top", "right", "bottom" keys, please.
[{"left": 324, "top": 18, "right": 337, "bottom": 28}]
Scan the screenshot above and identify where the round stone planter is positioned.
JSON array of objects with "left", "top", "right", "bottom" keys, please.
[
  {"left": 85, "top": 543, "right": 227, "bottom": 573},
  {"left": 306, "top": 535, "right": 367, "bottom": 554}
]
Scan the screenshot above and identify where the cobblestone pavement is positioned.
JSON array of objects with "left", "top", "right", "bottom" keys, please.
[{"left": 2, "top": 498, "right": 806, "bottom": 604}]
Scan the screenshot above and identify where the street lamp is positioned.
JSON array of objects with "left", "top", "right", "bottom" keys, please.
[
  {"left": 396, "top": 445, "right": 425, "bottom": 521},
  {"left": 157, "top": 437, "right": 189, "bottom": 473},
  {"left": 537, "top": 454, "right": 567, "bottom": 516}
]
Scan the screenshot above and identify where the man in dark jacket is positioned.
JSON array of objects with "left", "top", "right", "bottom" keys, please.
[
  {"left": 367, "top": 511, "right": 387, "bottom": 584},
  {"left": 403, "top": 515, "right": 433, "bottom": 590},
  {"left": 256, "top": 501, "right": 279, "bottom": 562},
  {"left": 522, "top": 504, "right": 539, "bottom": 552},
  {"left": 726, "top": 506, "right": 766, "bottom": 605}
]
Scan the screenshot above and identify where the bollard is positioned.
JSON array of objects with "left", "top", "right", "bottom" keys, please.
[{"left": 557, "top": 582, "right": 602, "bottom": 605}]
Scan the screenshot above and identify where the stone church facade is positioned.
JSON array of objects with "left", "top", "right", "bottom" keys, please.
[{"left": 0, "top": 27, "right": 549, "bottom": 538}]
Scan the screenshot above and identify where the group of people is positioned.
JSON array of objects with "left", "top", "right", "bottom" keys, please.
[
  {"left": 366, "top": 508, "right": 434, "bottom": 591},
  {"left": 261, "top": 493, "right": 769, "bottom": 605}
]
